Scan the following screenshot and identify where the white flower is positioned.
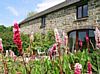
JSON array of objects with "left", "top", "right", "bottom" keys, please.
[
  {"left": 5, "top": 50, "right": 9, "bottom": 57},
  {"left": 24, "top": 57, "right": 30, "bottom": 63}
]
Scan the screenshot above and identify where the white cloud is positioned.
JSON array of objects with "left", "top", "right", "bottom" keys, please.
[
  {"left": 7, "top": 6, "right": 19, "bottom": 16},
  {"left": 35, "top": 0, "right": 65, "bottom": 12}
]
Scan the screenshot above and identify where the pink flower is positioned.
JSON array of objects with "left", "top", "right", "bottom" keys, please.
[
  {"left": 87, "top": 61, "right": 92, "bottom": 74},
  {"left": 63, "top": 32, "right": 68, "bottom": 46},
  {"left": 13, "top": 22, "right": 22, "bottom": 55},
  {"left": 9, "top": 50, "right": 15, "bottom": 57},
  {"left": 9, "top": 50, "right": 17, "bottom": 61},
  {"left": 79, "top": 40, "right": 83, "bottom": 48},
  {"left": 49, "top": 44, "right": 57, "bottom": 60},
  {"left": 0, "top": 38, "right": 3, "bottom": 52},
  {"left": 94, "top": 27, "right": 100, "bottom": 48},
  {"left": 74, "top": 63, "right": 82, "bottom": 74},
  {"left": 54, "top": 28, "right": 61, "bottom": 43},
  {"left": 86, "top": 33, "right": 89, "bottom": 42}
]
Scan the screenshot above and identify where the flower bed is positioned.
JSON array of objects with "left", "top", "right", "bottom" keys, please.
[
  {"left": 0, "top": 22, "right": 100, "bottom": 74},
  {"left": 0, "top": 49, "right": 99, "bottom": 74}
]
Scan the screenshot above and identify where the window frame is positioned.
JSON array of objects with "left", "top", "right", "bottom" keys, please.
[
  {"left": 76, "top": 3, "right": 88, "bottom": 19},
  {"left": 41, "top": 16, "right": 46, "bottom": 28},
  {"left": 68, "top": 29, "right": 95, "bottom": 52}
]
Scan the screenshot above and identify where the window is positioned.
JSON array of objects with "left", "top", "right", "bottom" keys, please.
[
  {"left": 69, "top": 31, "right": 76, "bottom": 53},
  {"left": 68, "top": 29, "right": 95, "bottom": 52},
  {"left": 41, "top": 16, "right": 46, "bottom": 28},
  {"left": 77, "top": 4, "right": 88, "bottom": 19}
]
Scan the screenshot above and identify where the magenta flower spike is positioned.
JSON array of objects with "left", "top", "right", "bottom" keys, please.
[
  {"left": 87, "top": 61, "right": 92, "bottom": 74},
  {"left": 13, "top": 22, "right": 22, "bottom": 55},
  {"left": 49, "top": 44, "right": 57, "bottom": 60},
  {"left": 0, "top": 38, "right": 3, "bottom": 52}
]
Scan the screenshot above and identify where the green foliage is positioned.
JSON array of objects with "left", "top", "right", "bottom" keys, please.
[
  {"left": 32, "top": 30, "right": 55, "bottom": 51},
  {"left": 0, "top": 25, "right": 99, "bottom": 74},
  {"left": 21, "top": 33, "right": 30, "bottom": 51},
  {"left": 0, "top": 25, "right": 6, "bottom": 32},
  {"left": 0, "top": 25, "right": 30, "bottom": 55},
  {"left": 0, "top": 49, "right": 99, "bottom": 74}
]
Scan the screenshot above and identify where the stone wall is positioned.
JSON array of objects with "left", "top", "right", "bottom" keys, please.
[
  {"left": 20, "top": 0, "right": 100, "bottom": 34},
  {"left": 20, "top": 18, "right": 41, "bottom": 34}
]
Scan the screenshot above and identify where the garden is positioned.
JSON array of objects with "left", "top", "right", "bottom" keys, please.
[{"left": 0, "top": 23, "right": 100, "bottom": 74}]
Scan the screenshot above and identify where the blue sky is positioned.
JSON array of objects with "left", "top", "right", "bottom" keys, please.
[{"left": 0, "top": 0, "right": 65, "bottom": 27}]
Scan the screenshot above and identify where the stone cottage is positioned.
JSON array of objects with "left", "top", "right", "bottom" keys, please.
[{"left": 19, "top": 0, "right": 100, "bottom": 52}]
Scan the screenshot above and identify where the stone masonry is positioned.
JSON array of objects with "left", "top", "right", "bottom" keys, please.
[{"left": 20, "top": 0, "right": 100, "bottom": 34}]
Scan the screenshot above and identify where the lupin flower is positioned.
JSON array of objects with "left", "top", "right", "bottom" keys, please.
[
  {"left": 0, "top": 38, "right": 3, "bottom": 52},
  {"left": 63, "top": 32, "right": 68, "bottom": 46},
  {"left": 13, "top": 22, "right": 22, "bottom": 55},
  {"left": 87, "top": 60, "right": 92, "bottom": 74},
  {"left": 54, "top": 28, "right": 61, "bottom": 43},
  {"left": 49, "top": 44, "right": 57, "bottom": 60},
  {"left": 94, "top": 27, "right": 100, "bottom": 48},
  {"left": 74, "top": 63, "right": 82, "bottom": 74}
]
